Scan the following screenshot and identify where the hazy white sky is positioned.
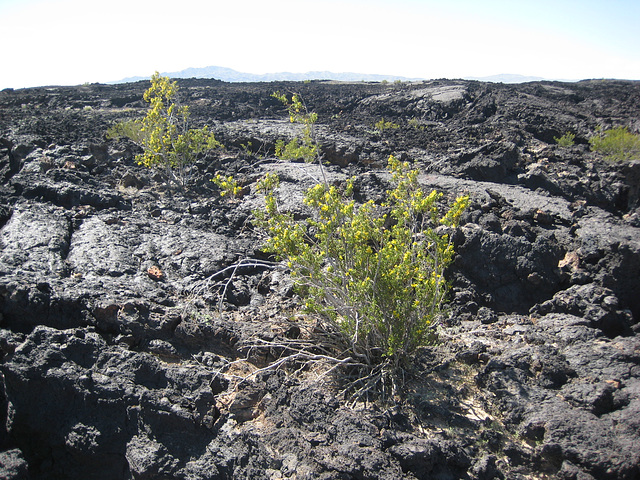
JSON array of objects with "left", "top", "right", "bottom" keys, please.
[{"left": 1, "top": 0, "right": 639, "bottom": 89}]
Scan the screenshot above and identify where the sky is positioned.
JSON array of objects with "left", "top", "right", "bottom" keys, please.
[{"left": 1, "top": 0, "right": 639, "bottom": 89}]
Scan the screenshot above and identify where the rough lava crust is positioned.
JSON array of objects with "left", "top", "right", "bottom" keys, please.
[{"left": 0, "top": 78, "right": 639, "bottom": 479}]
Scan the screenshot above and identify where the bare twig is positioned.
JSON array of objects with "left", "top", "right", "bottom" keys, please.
[
  {"left": 213, "top": 335, "right": 364, "bottom": 396},
  {"left": 185, "top": 258, "right": 284, "bottom": 313}
]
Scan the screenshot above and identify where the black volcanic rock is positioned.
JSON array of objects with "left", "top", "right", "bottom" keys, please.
[{"left": 0, "top": 78, "right": 639, "bottom": 479}]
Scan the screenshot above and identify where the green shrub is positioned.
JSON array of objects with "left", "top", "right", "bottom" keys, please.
[
  {"left": 271, "top": 91, "right": 319, "bottom": 165},
  {"left": 107, "top": 72, "right": 221, "bottom": 188},
  {"left": 554, "top": 132, "right": 575, "bottom": 147},
  {"left": 589, "top": 126, "right": 640, "bottom": 162},
  {"left": 254, "top": 155, "right": 469, "bottom": 373},
  {"left": 211, "top": 174, "right": 242, "bottom": 198},
  {"left": 408, "top": 117, "right": 427, "bottom": 131},
  {"left": 275, "top": 136, "right": 318, "bottom": 163},
  {"left": 374, "top": 118, "right": 400, "bottom": 133}
]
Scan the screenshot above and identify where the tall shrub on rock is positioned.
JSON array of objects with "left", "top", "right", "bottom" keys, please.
[
  {"left": 215, "top": 91, "right": 469, "bottom": 396},
  {"left": 254, "top": 155, "right": 469, "bottom": 382},
  {"left": 107, "top": 72, "right": 221, "bottom": 188}
]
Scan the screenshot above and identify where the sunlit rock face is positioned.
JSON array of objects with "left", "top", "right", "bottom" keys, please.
[{"left": 0, "top": 78, "right": 639, "bottom": 479}]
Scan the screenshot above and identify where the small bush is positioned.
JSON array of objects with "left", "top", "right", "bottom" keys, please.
[
  {"left": 554, "top": 132, "right": 575, "bottom": 147},
  {"left": 275, "top": 136, "right": 318, "bottom": 163},
  {"left": 107, "top": 72, "right": 222, "bottom": 188},
  {"left": 254, "top": 155, "right": 469, "bottom": 375},
  {"left": 211, "top": 174, "right": 242, "bottom": 198},
  {"left": 271, "top": 91, "right": 319, "bottom": 164},
  {"left": 374, "top": 118, "right": 400, "bottom": 133},
  {"left": 589, "top": 126, "right": 640, "bottom": 162},
  {"left": 408, "top": 117, "right": 427, "bottom": 130}
]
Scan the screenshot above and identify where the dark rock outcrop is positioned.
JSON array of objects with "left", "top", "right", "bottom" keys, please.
[{"left": 0, "top": 78, "right": 639, "bottom": 479}]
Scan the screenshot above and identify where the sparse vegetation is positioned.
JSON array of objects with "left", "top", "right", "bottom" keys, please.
[
  {"left": 271, "top": 91, "right": 320, "bottom": 166},
  {"left": 254, "top": 155, "right": 468, "bottom": 394},
  {"left": 589, "top": 126, "right": 640, "bottom": 162},
  {"left": 211, "top": 93, "right": 469, "bottom": 398},
  {"left": 211, "top": 174, "right": 242, "bottom": 198},
  {"left": 106, "top": 72, "right": 222, "bottom": 188},
  {"left": 374, "top": 117, "right": 400, "bottom": 133},
  {"left": 408, "top": 117, "right": 427, "bottom": 131},
  {"left": 554, "top": 132, "right": 575, "bottom": 147},
  {"left": 239, "top": 140, "right": 266, "bottom": 160}
]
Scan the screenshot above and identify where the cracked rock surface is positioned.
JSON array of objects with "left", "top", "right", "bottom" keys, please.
[{"left": 0, "top": 78, "right": 639, "bottom": 479}]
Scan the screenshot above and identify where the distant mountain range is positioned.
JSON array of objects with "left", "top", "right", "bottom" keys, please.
[
  {"left": 464, "top": 73, "right": 547, "bottom": 83},
  {"left": 112, "top": 66, "right": 420, "bottom": 84},
  {"left": 111, "top": 66, "right": 565, "bottom": 85}
]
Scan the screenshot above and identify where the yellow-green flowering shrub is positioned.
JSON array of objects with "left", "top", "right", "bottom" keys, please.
[
  {"left": 254, "top": 155, "right": 469, "bottom": 370},
  {"left": 589, "top": 126, "right": 640, "bottom": 162},
  {"left": 374, "top": 118, "right": 400, "bottom": 133},
  {"left": 211, "top": 174, "right": 242, "bottom": 198},
  {"left": 107, "top": 72, "right": 221, "bottom": 187}
]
